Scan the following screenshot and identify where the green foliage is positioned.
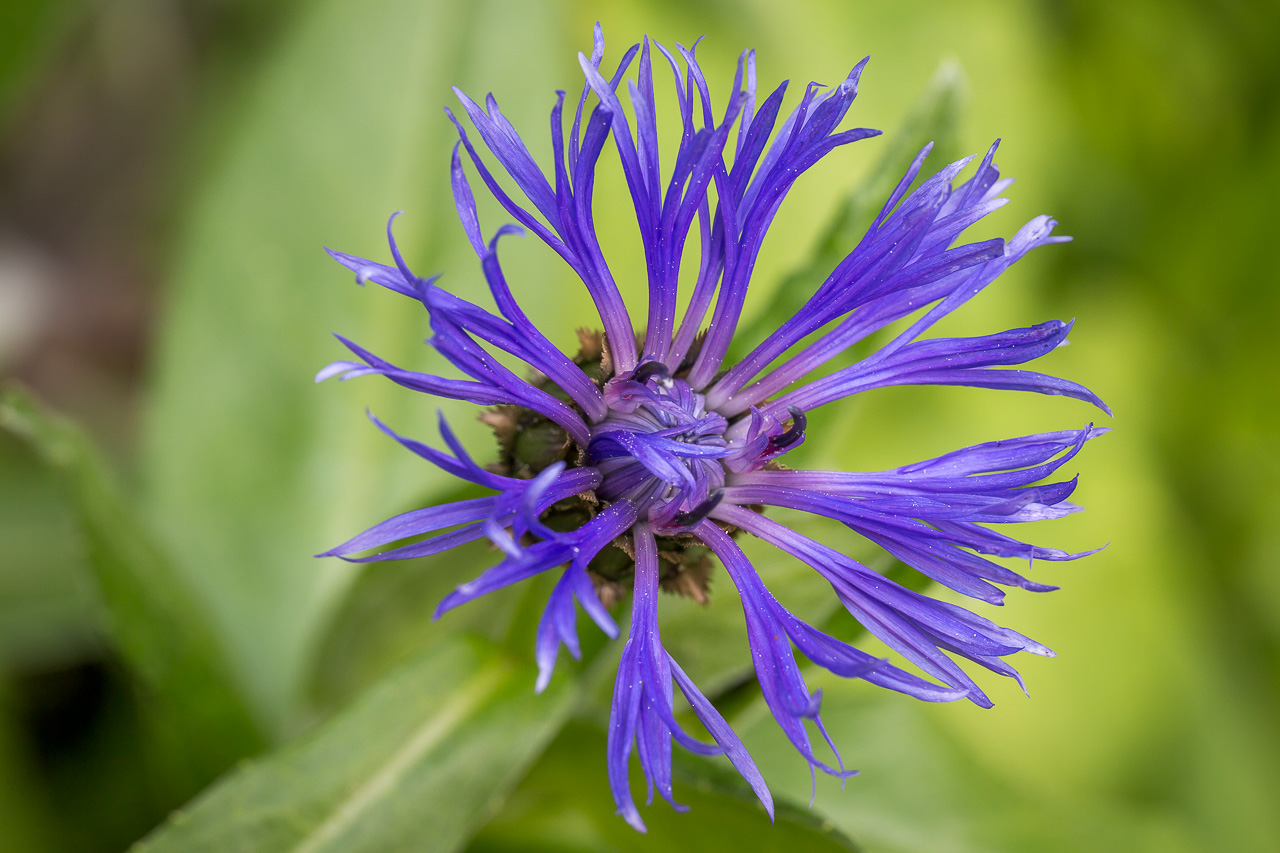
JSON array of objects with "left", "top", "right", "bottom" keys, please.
[
  {"left": 468, "top": 721, "right": 861, "bottom": 853},
  {"left": 726, "top": 682, "right": 1201, "bottom": 853},
  {"left": 0, "top": 429, "right": 100, "bottom": 673},
  {"left": 0, "top": 386, "right": 264, "bottom": 793},
  {"left": 1, "top": 0, "right": 1279, "bottom": 851},
  {"left": 135, "top": 635, "right": 576, "bottom": 853},
  {"left": 141, "top": 0, "right": 459, "bottom": 734},
  {"left": 140, "top": 0, "right": 566, "bottom": 733}
]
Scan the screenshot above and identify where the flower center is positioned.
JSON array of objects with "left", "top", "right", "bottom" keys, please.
[
  {"left": 588, "top": 367, "right": 729, "bottom": 528},
  {"left": 479, "top": 338, "right": 806, "bottom": 602}
]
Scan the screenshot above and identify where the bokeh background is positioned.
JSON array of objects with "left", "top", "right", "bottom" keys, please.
[{"left": 1, "top": 0, "right": 1278, "bottom": 850}]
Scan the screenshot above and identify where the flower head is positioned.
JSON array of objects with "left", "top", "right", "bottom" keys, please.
[{"left": 320, "top": 26, "right": 1108, "bottom": 832}]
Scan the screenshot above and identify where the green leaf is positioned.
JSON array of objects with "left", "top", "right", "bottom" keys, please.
[
  {"left": 0, "top": 385, "right": 263, "bottom": 792},
  {"left": 467, "top": 720, "right": 861, "bottom": 853},
  {"left": 0, "top": 430, "right": 102, "bottom": 671},
  {"left": 140, "top": 0, "right": 568, "bottom": 732},
  {"left": 669, "top": 750, "right": 859, "bottom": 851},
  {"left": 135, "top": 635, "right": 576, "bottom": 853},
  {"left": 309, "top": 535, "right": 529, "bottom": 712}
]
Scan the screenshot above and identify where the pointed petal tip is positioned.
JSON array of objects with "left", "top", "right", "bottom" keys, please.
[
  {"left": 620, "top": 809, "right": 648, "bottom": 833},
  {"left": 847, "top": 55, "right": 871, "bottom": 85},
  {"left": 317, "top": 549, "right": 364, "bottom": 563},
  {"left": 967, "top": 690, "right": 995, "bottom": 709},
  {"left": 314, "top": 360, "right": 355, "bottom": 383},
  {"left": 432, "top": 596, "right": 457, "bottom": 621}
]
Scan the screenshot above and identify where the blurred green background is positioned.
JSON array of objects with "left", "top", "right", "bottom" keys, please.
[{"left": 1, "top": 0, "right": 1277, "bottom": 850}]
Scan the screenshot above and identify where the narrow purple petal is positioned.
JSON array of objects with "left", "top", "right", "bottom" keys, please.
[
  {"left": 667, "top": 655, "right": 774, "bottom": 820},
  {"left": 697, "top": 523, "right": 856, "bottom": 775},
  {"left": 320, "top": 498, "right": 495, "bottom": 558},
  {"left": 534, "top": 569, "right": 581, "bottom": 693},
  {"left": 450, "top": 143, "right": 487, "bottom": 255}
]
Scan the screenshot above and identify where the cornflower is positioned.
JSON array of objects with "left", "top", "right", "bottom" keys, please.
[{"left": 319, "top": 26, "right": 1108, "bottom": 831}]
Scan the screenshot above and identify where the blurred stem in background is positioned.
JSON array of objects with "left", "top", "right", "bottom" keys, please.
[{"left": 0, "top": 1, "right": 1277, "bottom": 851}]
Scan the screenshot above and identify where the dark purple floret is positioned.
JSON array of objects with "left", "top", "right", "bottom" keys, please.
[{"left": 318, "top": 24, "right": 1108, "bottom": 832}]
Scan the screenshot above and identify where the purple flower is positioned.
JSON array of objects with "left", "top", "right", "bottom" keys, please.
[{"left": 319, "top": 26, "right": 1108, "bottom": 832}]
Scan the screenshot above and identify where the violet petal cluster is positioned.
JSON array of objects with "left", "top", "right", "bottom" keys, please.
[{"left": 319, "top": 26, "right": 1108, "bottom": 832}]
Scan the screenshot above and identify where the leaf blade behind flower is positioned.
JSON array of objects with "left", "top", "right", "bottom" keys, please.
[
  {"left": 139, "top": 0, "right": 571, "bottom": 734},
  {"left": 0, "top": 385, "right": 264, "bottom": 794},
  {"left": 133, "top": 635, "right": 575, "bottom": 853},
  {"left": 465, "top": 719, "right": 863, "bottom": 853}
]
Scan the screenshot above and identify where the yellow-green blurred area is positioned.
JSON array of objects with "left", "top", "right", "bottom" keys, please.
[{"left": 1, "top": 0, "right": 1277, "bottom": 850}]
